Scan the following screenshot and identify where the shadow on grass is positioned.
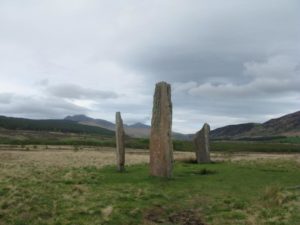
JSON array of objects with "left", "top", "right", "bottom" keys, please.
[
  {"left": 177, "top": 157, "right": 218, "bottom": 165},
  {"left": 191, "top": 168, "right": 217, "bottom": 175}
]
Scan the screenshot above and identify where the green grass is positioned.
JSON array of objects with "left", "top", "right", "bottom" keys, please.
[
  {"left": 1, "top": 128, "right": 300, "bottom": 153},
  {"left": 0, "top": 129, "right": 116, "bottom": 147},
  {"left": 173, "top": 140, "right": 300, "bottom": 153},
  {"left": 1, "top": 136, "right": 300, "bottom": 153},
  {"left": 277, "top": 136, "right": 300, "bottom": 144},
  {"left": 1, "top": 160, "right": 299, "bottom": 225}
]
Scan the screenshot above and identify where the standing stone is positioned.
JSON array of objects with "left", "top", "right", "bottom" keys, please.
[
  {"left": 149, "top": 82, "right": 173, "bottom": 178},
  {"left": 193, "top": 123, "right": 211, "bottom": 163},
  {"left": 115, "top": 112, "right": 125, "bottom": 172}
]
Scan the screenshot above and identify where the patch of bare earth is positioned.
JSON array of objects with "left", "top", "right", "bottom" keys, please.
[{"left": 143, "top": 206, "right": 205, "bottom": 225}]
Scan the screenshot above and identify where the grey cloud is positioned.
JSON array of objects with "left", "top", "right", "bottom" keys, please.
[
  {"left": 0, "top": 95, "right": 87, "bottom": 119},
  {"left": 0, "top": 93, "right": 13, "bottom": 104},
  {"left": 170, "top": 54, "right": 300, "bottom": 130},
  {"left": 47, "top": 84, "right": 118, "bottom": 100},
  {"left": 172, "top": 94, "right": 299, "bottom": 132},
  {"left": 0, "top": 0, "right": 299, "bottom": 132},
  {"left": 35, "top": 78, "right": 49, "bottom": 86},
  {"left": 173, "top": 55, "right": 300, "bottom": 99},
  {"left": 120, "top": 0, "right": 300, "bottom": 84},
  {"left": 91, "top": 99, "right": 153, "bottom": 125}
]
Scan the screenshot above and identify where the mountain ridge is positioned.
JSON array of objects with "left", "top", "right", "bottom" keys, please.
[
  {"left": 0, "top": 110, "right": 299, "bottom": 140},
  {"left": 211, "top": 111, "right": 300, "bottom": 139},
  {"left": 0, "top": 115, "right": 114, "bottom": 136},
  {"left": 64, "top": 114, "right": 188, "bottom": 140}
]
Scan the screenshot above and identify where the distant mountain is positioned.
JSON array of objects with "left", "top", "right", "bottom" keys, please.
[
  {"left": 128, "top": 122, "right": 150, "bottom": 129},
  {"left": 64, "top": 114, "right": 149, "bottom": 138},
  {"left": 64, "top": 114, "right": 189, "bottom": 140},
  {"left": 211, "top": 123, "right": 259, "bottom": 139},
  {"left": 2, "top": 110, "right": 298, "bottom": 141},
  {"left": 211, "top": 111, "right": 300, "bottom": 139},
  {"left": 64, "top": 115, "right": 115, "bottom": 130},
  {"left": 0, "top": 115, "right": 114, "bottom": 136},
  {"left": 262, "top": 111, "right": 300, "bottom": 135}
]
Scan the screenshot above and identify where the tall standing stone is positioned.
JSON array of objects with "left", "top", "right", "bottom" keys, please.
[
  {"left": 115, "top": 112, "right": 125, "bottom": 172},
  {"left": 150, "top": 82, "right": 173, "bottom": 178},
  {"left": 193, "top": 123, "right": 211, "bottom": 163}
]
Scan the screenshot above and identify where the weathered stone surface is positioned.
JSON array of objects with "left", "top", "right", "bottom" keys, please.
[
  {"left": 115, "top": 112, "right": 125, "bottom": 171},
  {"left": 149, "top": 82, "right": 173, "bottom": 178},
  {"left": 193, "top": 123, "right": 211, "bottom": 163}
]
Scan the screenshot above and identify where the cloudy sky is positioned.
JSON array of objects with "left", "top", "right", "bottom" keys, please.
[{"left": 0, "top": 0, "right": 299, "bottom": 133}]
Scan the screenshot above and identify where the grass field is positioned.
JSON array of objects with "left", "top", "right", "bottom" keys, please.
[
  {"left": 1, "top": 147, "right": 300, "bottom": 225},
  {"left": 1, "top": 129, "right": 300, "bottom": 153}
]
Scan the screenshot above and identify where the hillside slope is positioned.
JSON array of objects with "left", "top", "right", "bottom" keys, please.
[
  {"left": 211, "top": 123, "right": 260, "bottom": 139},
  {"left": 211, "top": 111, "right": 300, "bottom": 139},
  {"left": 65, "top": 115, "right": 189, "bottom": 140},
  {"left": 65, "top": 115, "right": 115, "bottom": 130},
  {"left": 0, "top": 116, "right": 114, "bottom": 136},
  {"left": 261, "top": 111, "right": 300, "bottom": 135}
]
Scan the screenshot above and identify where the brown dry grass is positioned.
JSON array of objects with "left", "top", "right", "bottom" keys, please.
[
  {"left": 213, "top": 151, "right": 300, "bottom": 162},
  {"left": 0, "top": 145, "right": 299, "bottom": 172},
  {"left": 0, "top": 146, "right": 195, "bottom": 170}
]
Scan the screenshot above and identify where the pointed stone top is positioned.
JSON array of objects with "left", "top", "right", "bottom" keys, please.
[
  {"left": 203, "top": 123, "right": 210, "bottom": 129},
  {"left": 194, "top": 123, "right": 210, "bottom": 137},
  {"left": 116, "top": 112, "right": 122, "bottom": 121},
  {"left": 154, "top": 82, "right": 171, "bottom": 97},
  {"left": 156, "top": 81, "right": 170, "bottom": 86}
]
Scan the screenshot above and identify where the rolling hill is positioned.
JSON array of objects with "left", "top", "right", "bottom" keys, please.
[
  {"left": 0, "top": 115, "right": 114, "bottom": 136},
  {"left": 1, "top": 110, "right": 299, "bottom": 141},
  {"left": 64, "top": 114, "right": 149, "bottom": 137},
  {"left": 64, "top": 115, "right": 189, "bottom": 140},
  {"left": 211, "top": 111, "right": 300, "bottom": 139}
]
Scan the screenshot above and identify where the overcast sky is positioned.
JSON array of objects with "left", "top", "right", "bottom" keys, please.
[{"left": 0, "top": 0, "right": 299, "bottom": 133}]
